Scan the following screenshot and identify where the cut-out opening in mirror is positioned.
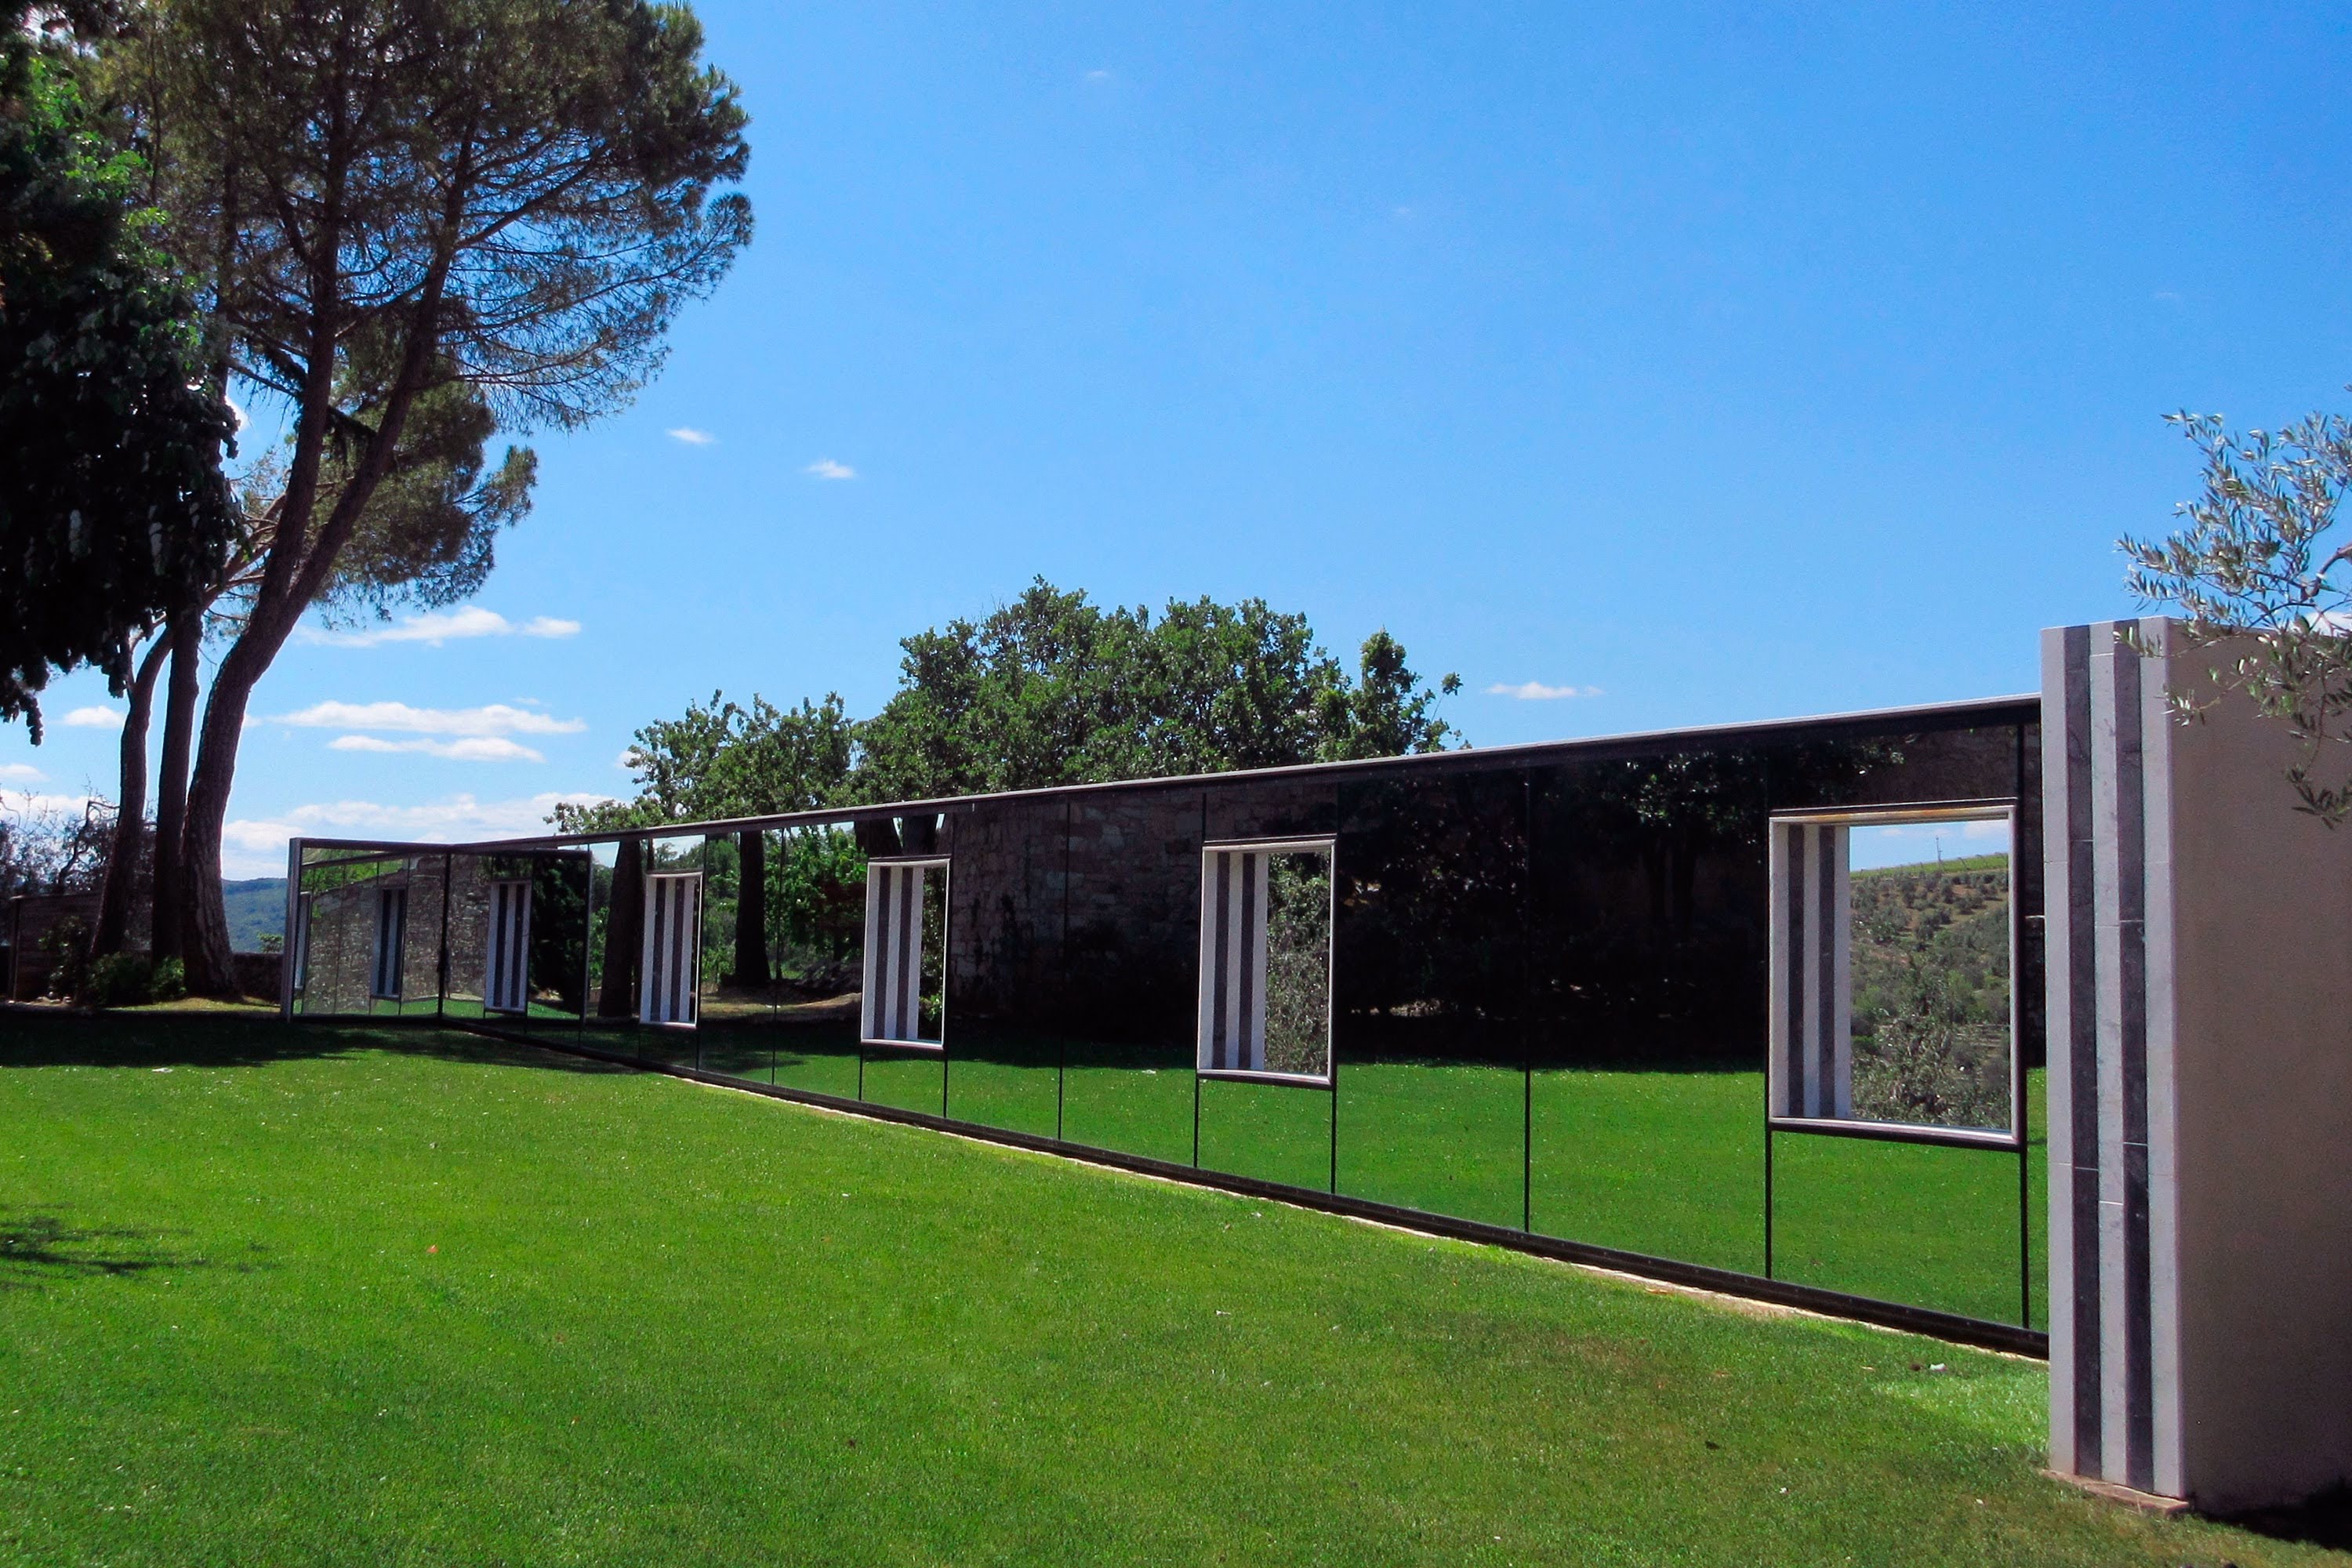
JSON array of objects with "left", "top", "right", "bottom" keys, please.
[
  {"left": 1769, "top": 808, "right": 2016, "bottom": 1144},
  {"left": 1196, "top": 840, "right": 1334, "bottom": 1086},
  {"left": 862, "top": 857, "right": 947, "bottom": 1049}
]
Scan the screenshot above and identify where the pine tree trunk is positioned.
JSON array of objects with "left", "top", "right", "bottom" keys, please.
[
  {"left": 731, "top": 829, "right": 768, "bottom": 987},
  {"left": 175, "top": 626, "right": 282, "bottom": 996},
  {"left": 93, "top": 637, "right": 172, "bottom": 956},
  {"left": 597, "top": 838, "right": 645, "bottom": 1017},
  {"left": 149, "top": 617, "right": 202, "bottom": 963}
]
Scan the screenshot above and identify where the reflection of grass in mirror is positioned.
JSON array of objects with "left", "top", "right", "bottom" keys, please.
[
  {"left": 1849, "top": 857, "right": 2010, "bottom": 1130},
  {"left": 1262, "top": 854, "right": 1332, "bottom": 1076}
]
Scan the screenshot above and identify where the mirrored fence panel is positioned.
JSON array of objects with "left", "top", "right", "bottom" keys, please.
[
  {"left": 635, "top": 837, "right": 703, "bottom": 1065},
  {"left": 1330, "top": 769, "right": 1528, "bottom": 1232},
  {"left": 940, "top": 797, "right": 1065, "bottom": 1141},
  {"left": 1523, "top": 752, "right": 1771, "bottom": 1276},
  {"left": 768, "top": 824, "right": 866, "bottom": 1099},
  {"left": 580, "top": 840, "right": 633, "bottom": 1051},
  {"left": 290, "top": 849, "right": 447, "bottom": 1018},
  {"left": 448, "top": 851, "right": 591, "bottom": 1033},
  {"left": 1056, "top": 786, "right": 1200, "bottom": 1165}
]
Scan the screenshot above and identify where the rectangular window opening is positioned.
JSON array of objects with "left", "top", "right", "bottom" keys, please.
[
  {"left": 1196, "top": 839, "right": 1334, "bottom": 1086},
  {"left": 861, "top": 857, "right": 948, "bottom": 1049},
  {"left": 1769, "top": 807, "right": 2018, "bottom": 1145},
  {"left": 640, "top": 872, "right": 702, "bottom": 1027}
]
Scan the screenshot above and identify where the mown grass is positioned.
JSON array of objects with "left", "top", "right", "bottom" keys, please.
[{"left": 0, "top": 1014, "right": 2328, "bottom": 1566}]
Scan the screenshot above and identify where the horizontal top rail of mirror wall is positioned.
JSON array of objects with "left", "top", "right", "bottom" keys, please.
[{"left": 296, "top": 693, "right": 2038, "bottom": 857}]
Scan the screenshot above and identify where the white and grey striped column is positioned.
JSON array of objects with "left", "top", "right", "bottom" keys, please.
[
  {"left": 2044, "top": 619, "right": 2179, "bottom": 1497},
  {"left": 484, "top": 879, "right": 533, "bottom": 1014},
  {"left": 862, "top": 861, "right": 938, "bottom": 1044},
  {"left": 1767, "top": 819, "right": 1852, "bottom": 1120},
  {"left": 639, "top": 873, "right": 701, "bottom": 1026},
  {"left": 1196, "top": 848, "right": 1272, "bottom": 1073}
]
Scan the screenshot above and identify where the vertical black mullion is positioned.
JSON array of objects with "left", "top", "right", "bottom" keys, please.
[
  {"left": 1520, "top": 772, "right": 1534, "bottom": 1234},
  {"left": 1058, "top": 800, "right": 1070, "bottom": 1143}
]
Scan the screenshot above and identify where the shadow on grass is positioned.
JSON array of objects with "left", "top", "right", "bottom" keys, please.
[
  {"left": 2219, "top": 1486, "right": 2352, "bottom": 1552},
  {"left": 0, "top": 1010, "right": 633, "bottom": 1076},
  {"left": 0, "top": 1208, "right": 220, "bottom": 1292}
]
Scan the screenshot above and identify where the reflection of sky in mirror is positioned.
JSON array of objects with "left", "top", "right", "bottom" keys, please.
[{"left": 1849, "top": 818, "right": 2010, "bottom": 871}]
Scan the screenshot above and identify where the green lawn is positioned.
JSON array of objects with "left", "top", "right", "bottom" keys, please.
[{"left": 0, "top": 1016, "right": 2330, "bottom": 1566}]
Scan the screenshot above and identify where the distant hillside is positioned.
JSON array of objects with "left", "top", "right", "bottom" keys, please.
[{"left": 223, "top": 878, "right": 286, "bottom": 953}]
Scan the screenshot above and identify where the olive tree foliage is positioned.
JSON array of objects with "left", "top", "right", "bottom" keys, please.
[
  {"left": 0, "top": 2, "right": 236, "bottom": 740},
  {"left": 114, "top": 0, "right": 750, "bottom": 990},
  {"left": 2124, "top": 405, "right": 2352, "bottom": 822}
]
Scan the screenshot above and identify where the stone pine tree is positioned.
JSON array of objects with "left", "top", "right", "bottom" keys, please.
[
  {"left": 0, "top": 2, "right": 237, "bottom": 742},
  {"left": 118, "top": 0, "right": 751, "bottom": 993}
]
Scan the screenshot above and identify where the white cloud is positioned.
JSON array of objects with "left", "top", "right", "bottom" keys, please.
[
  {"left": 62, "top": 706, "right": 122, "bottom": 728},
  {"left": 1486, "top": 681, "right": 1602, "bottom": 701},
  {"left": 1084, "top": 67, "right": 1113, "bottom": 82},
  {"left": 220, "top": 791, "right": 617, "bottom": 877},
  {"left": 0, "top": 763, "right": 44, "bottom": 783},
  {"left": 267, "top": 700, "right": 585, "bottom": 738},
  {"left": 2, "top": 788, "right": 93, "bottom": 818},
  {"left": 667, "top": 426, "right": 717, "bottom": 446},
  {"left": 296, "top": 608, "right": 583, "bottom": 648},
  {"left": 805, "top": 458, "right": 856, "bottom": 481},
  {"left": 328, "top": 735, "right": 546, "bottom": 763}
]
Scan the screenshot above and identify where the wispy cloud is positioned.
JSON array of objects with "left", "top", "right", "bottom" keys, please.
[
  {"left": 327, "top": 735, "right": 546, "bottom": 763},
  {"left": 220, "top": 791, "right": 617, "bottom": 877},
  {"left": 805, "top": 458, "right": 856, "bottom": 481},
  {"left": 0, "top": 762, "right": 44, "bottom": 783},
  {"left": 296, "top": 607, "right": 582, "bottom": 648},
  {"left": 667, "top": 426, "right": 717, "bottom": 446},
  {"left": 62, "top": 706, "right": 122, "bottom": 728},
  {"left": 2, "top": 787, "right": 95, "bottom": 819},
  {"left": 1486, "top": 681, "right": 1602, "bottom": 701},
  {"left": 267, "top": 700, "right": 585, "bottom": 738},
  {"left": 1083, "top": 67, "right": 1113, "bottom": 83}
]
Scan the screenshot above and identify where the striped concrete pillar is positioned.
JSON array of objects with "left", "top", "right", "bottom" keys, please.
[
  {"left": 2043, "top": 618, "right": 2352, "bottom": 1511},
  {"left": 1767, "top": 818, "right": 1853, "bottom": 1120}
]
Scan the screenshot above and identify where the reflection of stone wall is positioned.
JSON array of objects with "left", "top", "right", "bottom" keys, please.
[{"left": 943, "top": 789, "right": 1204, "bottom": 1033}]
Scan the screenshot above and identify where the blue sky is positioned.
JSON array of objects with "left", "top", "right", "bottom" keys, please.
[{"left": 5, "top": 2, "right": 2350, "bottom": 875}]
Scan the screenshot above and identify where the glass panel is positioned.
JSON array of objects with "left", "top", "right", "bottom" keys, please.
[
  {"left": 1196, "top": 1075, "right": 1332, "bottom": 1191},
  {"left": 464, "top": 850, "right": 590, "bottom": 1035},
  {"left": 580, "top": 840, "right": 636, "bottom": 1054},
  {"left": 640, "top": 837, "right": 702, "bottom": 1066},
  {"left": 1332, "top": 769, "right": 1527, "bottom": 1230},
  {"left": 440, "top": 852, "right": 491, "bottom": 1019},
  {"left": 941, "top": 798, "right": 1065, "bottom": 1140},
  {"left": 1058, "top": 786, "right": 1199, "bottom": 1165},
  {"left": 695, "top": 832, "right": 770, "bottom": 1083},
  {"left": 1771, "top": 1134, "right": 2025, "bottom": 1323},
  {"left": 289, "top": 851, "right": 445, "bottom": 1018},
  {"left": 1525, "top": 753, "right": 1770, "bottom": 1276},
  {"left": 768, "top": 824, "right": 865, "bottom": 1099}
]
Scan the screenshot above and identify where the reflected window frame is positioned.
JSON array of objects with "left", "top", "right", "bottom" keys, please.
[
  {"left": 861, "top": 853, "right": 950, "bottom": 1051},
  {"left": 1196, "top": 835, "right": 1338, "bottom": 1089},
  {"left": 1766, "top": 800, "right": 2022, "bottom": 1150}
]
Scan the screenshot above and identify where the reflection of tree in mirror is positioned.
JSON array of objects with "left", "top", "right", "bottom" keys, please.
[
  {"left": 761, "top": 829, "right": 866, "bottom": 996},
  {"left": 1849, "top": 854, "right": 2011, "bottom": 1129},
  {"left": 1263, "top": 854, "right": 1333, "bottom": 1076},
  {"left": 919, "top": 872, "right": 947, "bottom": 1040}
]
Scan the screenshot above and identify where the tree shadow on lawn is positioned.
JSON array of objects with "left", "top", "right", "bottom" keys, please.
[
  {"left": 2218, "top": 1486, "right": 2352, "bottom": 1552},
  {"left": 0, "top": 1011, "right": 633, "bottom": 1076},
  {"left": 0, "top": 1207, "right": 227, "bottom": 1293}
]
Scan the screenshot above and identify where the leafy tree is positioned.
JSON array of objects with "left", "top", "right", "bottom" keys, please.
[
  {"left": 0, "top": 2, "right": 236, "bottom": 741},
  {"left": 851, "top": 579, "right": 1461, "bottom": 800},
  {"left": 2125, "top": 402, "right": 2352, "bottom": 822},
  {"left": 553, "top": 693, "right": 855, "bottom": 832},
  {"left": 114, "top": 0, "right": 752, "bottom": 992}
]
